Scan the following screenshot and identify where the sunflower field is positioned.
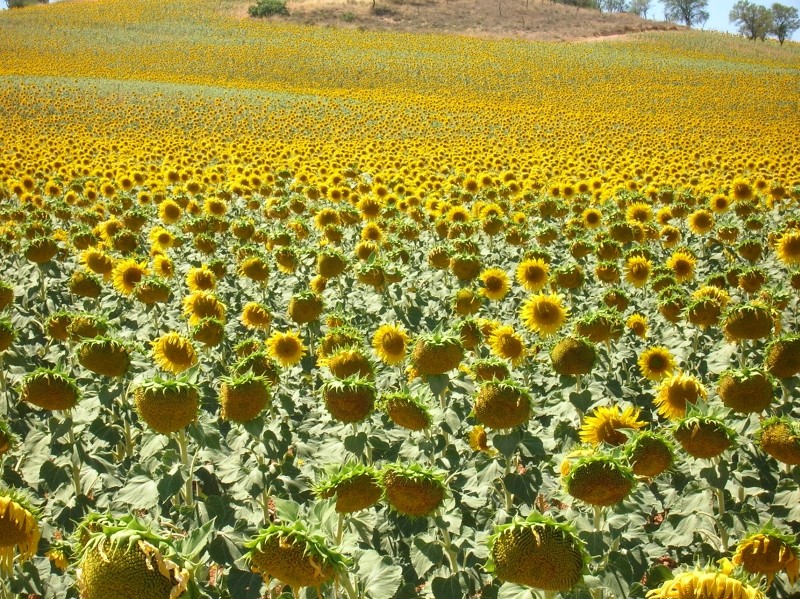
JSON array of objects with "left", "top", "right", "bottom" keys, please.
[{"left": 0, "top": 0, "right": 799, "bottom": 597}]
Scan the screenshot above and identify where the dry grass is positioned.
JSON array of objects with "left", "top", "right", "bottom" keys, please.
[{"left": 229, "top": 0, "right": 681, "bottom": 42}]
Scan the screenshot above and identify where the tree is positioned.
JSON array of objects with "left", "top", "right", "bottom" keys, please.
[
  {"left": 770, "top": 3, "right": 800, "bottom": 44},
  {"left": 663, "top": 0, "right": 709, "bottom": 28},
  {"left": 730, "top": 1, "right": 773, "bottom": 41},
  {"left": 601, "top": 0, "right": 629, "bottom": 12},
  {"left": 629, "top": 0, "right": 652, "bottom": 18}
]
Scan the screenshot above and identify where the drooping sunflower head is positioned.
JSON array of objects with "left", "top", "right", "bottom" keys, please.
[
  {"left": 410, "top": 330, "right": 464, "bottom": 376},
  {"left": 733, "top": 525, "right": 800, "bottom": 586},
  {"left": 151, "top": 332, "right": 197, "bottom": 375},
  {"left": 717, "top": 368, "right": 774, "bottom": 414},
  {"left": 645, "top": 566, "right": 764, "bottom": 599},
  {"left": 550, "top": 335, "right": 597, "bottom": 377},
  {"left": 372, "top": 323, "right": 409, "bottom": 366},
  {"left": 381, "top": 463, "right": 447, "bottom": 518},
  {"left": 579, "top": 404, "right": 646, "bottom": 447},
  {"left": 520, "top": 292, "right": 569, "bottom": 337},
  {"left": 722, "top": 302, "right": 774, "bottom": 342},
  {"left": 133, "top": 378, "right": 200, "bottom": 434},
  {"left": 20, "top": 368, "right": 80, "bottom": 411},
  {"left": 625, "top": 431, "right": 674, "bottom": 477},
  {"left": 182, "top": 291, "right": 226, "bottom": 326},
  {"left": 486, "top": 513, "right": 586, "bottom": 592},
  {"left": 314, "top": 463, "right": 382, "bottom": 514},
  {"left": 75, "top": 514, "right": 190, "bottom": 599},
  {"left": 266, "top": 330, "right": 307, "bottom": 368},
  {"left": 379, "top": 391, "right": 432, "bottom": 431},
  {"left": 757, "top": 417, "right": 800, "bottom": 466},
  {"left": 219, "top": 373, "right": 271, "bottom": 423},
  {"left": 322, "top": 345, "right": 374, "bottom": 379},
  {"left": 77, "top": 336, "right": 132, "bottom": 378},
  {"left": 763, "top": 334, "right": 800, "bottom": 379},
  {"left": 564, "top": 453, "right": 635, "bottom": 507},
  {"left": 473, "top": 378, "right": 532, "bottom": 430},
  {"left": 0, "top": 487, "right": 40, "bottom": 577},
  {"left": 241, "top": 301, "right": 272, "bottom": 331},
  {"left": 673, "top": 414, "right": 736, "bottom": 460},
  {"left": 245, "top": 522, "right": 348, "bottom": 589},
  {"left": 637, "top": 346, "right": 676, "bottom": 381}
]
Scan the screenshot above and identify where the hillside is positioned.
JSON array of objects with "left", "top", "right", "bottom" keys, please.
[{"left": 233, "top": 0, "right": 681, "bottom": 42}]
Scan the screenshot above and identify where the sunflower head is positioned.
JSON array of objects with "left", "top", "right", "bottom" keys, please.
[
  {"left": 637, "top": 346, "right": 676, "bottom": 382},
  {"left": 381, "top": 463, "right": 447, "bottom": 518},
  {"left": 20, "top": 368, "right": 80, "bottom": 411},
  {"left": 649, "top": 565, "right": 764, "bottom": 598},
  {"left": 266, "top": 330, "right": 307, "bottom": 368},
  {"left": 574, "top": 310, "right": 623, "bottom": 344},
  {"left": 245, "top": 522, "right": 348, "bottom": 588},
  {"left": 520, "top": 292, "right": 569, "bottom": 337},
  {"left": 717, "top": 368, "right": 773, "bottom": 414},
  {"left": 473, "top": 379, "right": 532, "bottom": 430},
  {"left": 75, "top": 514, "right": 191, "bottom": 599},
  {"left": 479, "top": 267, "right": 510, "bottom": 301},
  {"left": 673, "top": 413, "right": 736, "bottom": 460},
  {"left": 550, "top": 335, "right": 597, "bottom": 377},
  {"left": 410, "top": 331, "right": 464, "bottom": 376},
  {"left": 379, "top": 391, "right": 432, "bottom": 431},
  {"left": 763, "top": 334, "right": 800, "bottom": 379},
  {"left": 579, "top": 404, "right": 645, "bottom": 447},
  {"left": 231, "top": 350, "right": 281, "bottom": 386},
  {"left": 722, "top": 302, "right": 774, "bottom": 343},
  {"left": 241, "top": 301, "right": 272, "bottom": 330},
  {"left": 625, "top": 431, "right": 674, "bottom": 477},
  {"left": 133, "top": 277, "right": 172, "bottom": 305},
  {"left": 564, "top": 453, "right": 635, "bottom": 507},
  {"left": 152, "top": 332, "right": 197, "bottom": 375},
  {"left": 733, "top": 525, "right": 800, "bottom": 586},
  {"left": 485, "top": 513, "right": 587, "bottom": 591},
  {"left": 372, "top": 323, "right": 409, "bottom": 366},
  {"left": 757, "top": 417, "right": 800, "bottom": 465},
  {"left": 0, "top": 487, "right": 40, "bottom": 576},
  {"left": 77, "top": 336, "right": 132, "bottom": 378},
  {"left": 219, "top": 373, "right": 271, "bottom": 423},
  {"left": 288, "top": 290, "right": 323, "bottom": 325},
  {"left": 112, "top": 258, "right": 149, "bottom": 295},
  {"left": 322, "top": 376, "right": 376, "bottom": 424},
  {"left": 314, "top": 463, "right": 382, "bottom": 514},
  {"left": 133, "top": 378, "right": 200, "bottom": 434},
  {"left": 488, "top": 325, "right": 527, "bottom": 365}
]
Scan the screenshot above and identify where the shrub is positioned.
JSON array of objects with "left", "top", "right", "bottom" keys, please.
[{"left": 248, "top": 0, "right": 289, "bottom": 17}]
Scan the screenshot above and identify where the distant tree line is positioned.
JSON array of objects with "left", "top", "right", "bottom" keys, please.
[
  {"left": 5, "top": 0, "right": 49, "bottom": 8},
  {"left": 729, "top": 1, "right": 799, "bottom": 44}
]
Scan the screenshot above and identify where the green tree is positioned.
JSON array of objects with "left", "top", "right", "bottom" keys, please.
[
  {"left": 663, "top": 0, "right": 709, "bottom": 28},
  {"left": 730, "top": 1, "right": 773, "bottom": 41},
  {"left": 629, "top": 0, "right": 653, "bottom": 18},
  {"left": 770, "top": 3, "right": 800, "bottom": 44}
]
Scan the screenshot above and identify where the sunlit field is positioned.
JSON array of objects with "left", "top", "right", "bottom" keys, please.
[{"left": 0, "top": 0, "right": 799, "bottom": 597}]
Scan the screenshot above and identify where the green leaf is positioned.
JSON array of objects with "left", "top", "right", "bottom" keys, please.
[
  {"left": 226, "top": 568, "right": 263, "bottom": 599},
  {"left": 114, "top": 473, "right": 159, "bottom": 509},
  {"left": 356, "top": 550, "right": 403, "bottom": 599},
  {"left": 496, "top": 583, "right": 533, "bottom": 599}
]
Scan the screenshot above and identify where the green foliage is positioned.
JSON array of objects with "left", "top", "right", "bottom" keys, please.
[
  {"left": 248, "top": 0, "right": 289, "bottom": 17},
  {"left": 730, "top": 0, "right": 773, "bottom": 41}
]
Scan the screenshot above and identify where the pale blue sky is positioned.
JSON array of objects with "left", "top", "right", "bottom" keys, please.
[{"left": 653, "top": 0, "right": 800, "bottom": 39}]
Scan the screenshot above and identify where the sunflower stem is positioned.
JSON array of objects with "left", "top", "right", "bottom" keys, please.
[
  {"left": 0, "top": 355, "right": 7, "bottom": 415},
  {"left": 177, "top": 428, "right": 194, "bottom": 508},
  {"left": 714, "top": 486, "right": 729, "bottom": 551},
  {"left": 339, "top": 572, "right": 358, "bottom": 599},
  {"left": 502, "top": 457, "right": 513, "bottom": 512},
  {"left": 38, "top": 264, "right": 46, "bottom": 309},
  {"left": 575, "top": 374, "right": 582, "bottom": 394},
  {"left": 543, "top": 592, "right": 557, "bottom": 599},
  {"left": 438, "top": 511, "right": 459, "bottom": 572},
  {"left": 593, "top": 505, "right": 604, "bottom": 531},
  {"left": 68, "top": 410, "right": 82, "bottom": 497},
  {"left": 335, "top": 511, "right": 345, "bottom": 545}
]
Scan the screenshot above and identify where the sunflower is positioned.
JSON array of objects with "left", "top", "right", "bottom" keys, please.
[
  {"left": 488, "top": 325, "right": 526, "bottom": 365},
  {"left": 152, "top": 254, "right": 174, "bottom": 278},
  {"left": 520, "top": 293, "right": 569, "bottom": 337},
  {"left": 158, "top": 199, "right": 182, "bottom": 224},
  {"left": 637, "top": 346, "right": 676, "bottom": 381},
  {"left": 479, "top": 267, "right": 510, "bottom": 301},
  {"left": 666, "top": 249, "right": 696, "bottom": 282},
  {"left": 776, "top": 230, "right": 800, "bottom": 266},
  {"left": 581, "top": 207, "right": 602, "bottom": 229},
  {"left": 241, "top": 302, "right": 272, "bottom": 331},
  {"left": 111, "top": 259, "right": 148, "bottom": 295},
  {"left": 183, "top": 291, "right": 226, "bottom": 325},
  {"left": 266, "top": 330, "right": 307, "bottom": 367},
  {"left": 646, "top": 567, "right": 764, "bottom": 599},
  {"left": 372, "top": 323, "right": 409, "bottom": 365},
  {"left": 687, "top": 209, "right": 714, "bottom": 234},
  {"left": 80, "top": 248, "right": 114, "bottom": 278},
  {"left": 0, "top": 489, "right": 40, "bottom": 576},
  {"left": 579, "top": 405, "right": 646, "bottom": 446},
  {"left": 653, "top": 371, "right": 707, "bottom": 420},
  {"left": 732, "top": 528, "right": 800, "bottom": 585},
  {"left": 148, "top": 226, "right": 175, "bottom": 250},
  {"left": 515, "top": 258, "right": 549, "bottom": 292},
  {"left": 626, "top": 313, "right": 648, "bottom": 338},
  {"left": 238, "top": 256, "right": 270, "bottom": 283},
  {"left": 186, "top": 265, "right": 216, "bottom": 292},
  {"left": 468, "top": 425, "right": 496, "bottom": 455},
  {"left": 708, "top": 193, "right": 731, "bottom": 213},
  {"left": 152, "top": 332, "right": 197, "bottom": 375},
  {"left": 624, "top": 255, "right": 652, "bottom": 288}
]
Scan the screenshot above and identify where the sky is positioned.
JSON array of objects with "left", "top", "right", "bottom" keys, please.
[{"left": 653, "top": 0, "right": 800, "bottom": 39}]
